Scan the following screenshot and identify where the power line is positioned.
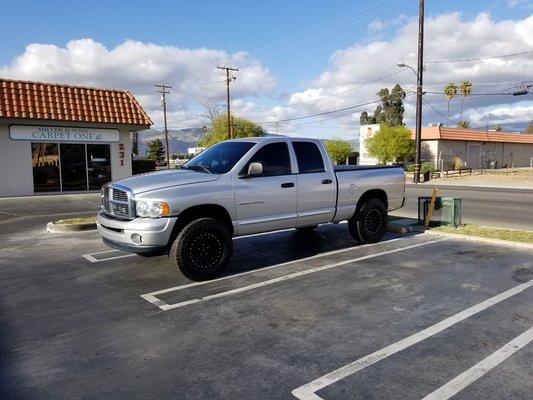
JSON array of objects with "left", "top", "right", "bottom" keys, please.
[
  {"left": 253, "top": 0, "right": 402, "bottom": 59},
  {"left": 422, "top": 98, "right": 456, "bottom": 125},
  {"left": 425, "top": 90, "right": 515, "bottom": 96},
  {"left": 257, "top": 92, "right": 414, "bottom": 124},
  {"left": 426, "top": 49, "right": 533, "bottom": 64}
]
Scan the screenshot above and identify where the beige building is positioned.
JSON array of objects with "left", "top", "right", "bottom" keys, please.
[
  {"left": 359, "top": 124, "right": 533, "bottom": 169},
  {"left": 0, "top": 79, "right": 152, "bottom": 197},
  {"left": 417, "top": 127, "right": 533, "bottom": 170}
]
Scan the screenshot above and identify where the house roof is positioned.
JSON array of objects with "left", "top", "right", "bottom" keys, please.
[
  {"left": 414, "top": 126, "right": 533, "bottom": 144},
  {"left": 0, "top": 78, "right": 152, "bottom": 127}
]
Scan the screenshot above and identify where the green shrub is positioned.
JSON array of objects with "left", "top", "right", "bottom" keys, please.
[
  {"left": 404, "top": 163, "right": 415, "bottom": 172},
  {"left": 132, "top": 159, "right": 156, "bottom": 175},
  {"left": 420, "top": 161, "right": 435, "bottom": 174}
]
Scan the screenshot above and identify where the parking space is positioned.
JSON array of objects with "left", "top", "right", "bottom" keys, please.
[{"left": 0, "top": 221, "right": 531, "bottom": 399}]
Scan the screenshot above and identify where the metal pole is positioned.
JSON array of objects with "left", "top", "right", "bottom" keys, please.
[
  {"left": 154, "top": 84, "right": 172, "bottom": 169},
  {"left": 162, "top": 96, "right": 169, "bottom": 169},
  {"left": 226, "top": 68, "right": 232, "bottom": 139},
  {"left": 217, "top": 66, "right": 238, "bottom": 140},
  {"left": 414, "top": 0, "right": 425, "bottom": 183}
]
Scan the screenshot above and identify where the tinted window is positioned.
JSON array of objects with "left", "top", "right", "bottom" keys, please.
[
  {"left": 243, "top": 142, "right": 291, "bottom": 176},
  {"left": 293, "top": 142, "right": 325, "bottom": 173},
  {"left": 183, "top": 141, "right": 255, "bottom": 174}
]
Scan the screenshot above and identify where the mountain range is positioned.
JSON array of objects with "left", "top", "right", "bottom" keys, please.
[{"left": 136, "top": 128, "right": 204, "bottom": 155}]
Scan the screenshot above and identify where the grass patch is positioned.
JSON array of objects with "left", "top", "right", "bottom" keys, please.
[
  {"left": 432, "top": 224, "right": 533, "bottom": 244},
  {"left": 55, "top": 216, "right": 97, "bottom": 225}
]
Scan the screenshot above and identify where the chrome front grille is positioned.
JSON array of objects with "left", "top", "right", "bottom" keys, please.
[
  {"left": 112, "top": 189, "right": 128, "bottom": 202},
  {"left": 101, "top": 184, "right": 135, "bottom": 220}
]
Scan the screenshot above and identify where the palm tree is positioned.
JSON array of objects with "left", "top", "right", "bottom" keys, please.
[
  {"left": 443, "top": 82, "right": 458, "bottom": 126},
  {"left": 459, "top": 80, "right": 472, "bottom": 120}
]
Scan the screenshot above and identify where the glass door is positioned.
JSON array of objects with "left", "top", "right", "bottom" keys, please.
[
  {"left": 87, "top": 144, "right": 111, "bottom": 190},
  {"left": 60, "top": 144, "right": 88, "bottom": 191},
  {"left": 32, "top": 143, "right": 60, "bottom": 192}
]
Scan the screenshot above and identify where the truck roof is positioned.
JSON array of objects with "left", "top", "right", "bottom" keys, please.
[{"left": 230, "top": 136, "right": 321, "bottom": 144}]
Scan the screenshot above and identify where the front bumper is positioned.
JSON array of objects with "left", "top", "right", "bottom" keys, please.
[{"left": 97, "top": 211, "right": 177, "bottom": 253}]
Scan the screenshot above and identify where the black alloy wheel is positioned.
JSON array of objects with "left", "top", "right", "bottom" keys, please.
[
  {"left": 348, "top": 198, "right": 388, "bottom": 244},
  {"left": 169, "top": 218, "right": 233, "bottom": 281}
]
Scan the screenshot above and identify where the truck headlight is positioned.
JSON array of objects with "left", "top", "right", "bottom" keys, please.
[{"left": 136, "top": 201, "right": 170, "bottom": 218}]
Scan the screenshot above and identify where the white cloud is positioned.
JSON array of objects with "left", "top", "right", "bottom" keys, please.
[
  {"left": 276, "top": 12, "right": 533, "bottom": 137},
  {"left": 1, "top": 12, "right": 532, "bottom": 138},
  {"left": 467, "top": 101, "right": 533, "bottom": 127},
  {"left": 0, "top": 38, "right": 277, "bottom": 128}
]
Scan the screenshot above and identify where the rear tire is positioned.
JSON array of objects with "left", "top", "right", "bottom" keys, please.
[
  {"left": 295, "top": 225, "right": 318, "bottom": 233},
  {"left": 169, "top": 218, "right": 233, "bottom": 281},
  {"left": 348, "top": 198, "right": 388, "bottom": 244}
]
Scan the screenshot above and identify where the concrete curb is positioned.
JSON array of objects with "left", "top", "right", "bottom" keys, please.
[
  {"left": 46, "top": 222, "right": 97, "bottom": 233},
  {"left": 424, "top": 229, "right": 533, "bottom": 250}
]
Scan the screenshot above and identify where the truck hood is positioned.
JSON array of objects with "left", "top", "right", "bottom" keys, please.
[{"left": 116, "top": 169, "right": 220, "bottom": 194}]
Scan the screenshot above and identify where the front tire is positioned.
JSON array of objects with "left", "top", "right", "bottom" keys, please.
[
  {"left": 348, "top": 198, "right": 388, "bottom": 244},
  {"left": 169, "top": 218, "right": 233, "bottom": 281}
]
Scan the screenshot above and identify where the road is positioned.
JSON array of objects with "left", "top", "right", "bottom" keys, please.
[
  {"left": 0, "top": 184, "right": 532, "bottom": 231},
  {"left": 391, "top": 184, "right": 533, "bottom": 230}
]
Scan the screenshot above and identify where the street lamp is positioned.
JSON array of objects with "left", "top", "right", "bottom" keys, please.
[{"left": 398, "top": 62, "right": 424, "bottom": 183}]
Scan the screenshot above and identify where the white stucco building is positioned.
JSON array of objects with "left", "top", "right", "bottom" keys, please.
[{"left": 0, "top": 79, "right": 152, "bottom": 197}]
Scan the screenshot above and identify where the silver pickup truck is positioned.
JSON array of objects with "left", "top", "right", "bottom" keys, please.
[{"left": 97, "top": 137, "right": 405, "bottom": 280}]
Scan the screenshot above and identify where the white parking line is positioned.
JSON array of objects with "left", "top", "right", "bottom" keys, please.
[
  {"left": 81, "top": 249, "right": 136, "bottom": 263},
  {"left": 141, "top": 238, "right": 445, "bottom": 311},
  {"left": 291, "top": 279, "right": 533, "bottom": 400},
  {"left": 143, "top": 236, "right": 403, "bottom": 297},
  {"left": 421, "top": 326, "right": 533, "bottom": 400}
]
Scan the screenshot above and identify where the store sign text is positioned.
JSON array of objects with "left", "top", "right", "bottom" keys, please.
[{"left": 9, "top": 125, "right": 120, "bottom": 143}]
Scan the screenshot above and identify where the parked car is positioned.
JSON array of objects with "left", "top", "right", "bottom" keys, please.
[{"left": 97, "top": 137, "right": 405, "bottom": 281}]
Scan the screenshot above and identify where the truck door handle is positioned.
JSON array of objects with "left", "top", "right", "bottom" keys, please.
[
  {"left": 321, "top": 179, "right": 333, "bottom": 184},
  {"left": 281, "top": 182, "right": 295, "bottom": 188}
]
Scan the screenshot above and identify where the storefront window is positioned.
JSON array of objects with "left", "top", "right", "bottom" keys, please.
[
  {"left": 87, "top": 144, "right": 111, "bottom": 190},
  {"left": 32, "top": 142, "right": 112, "bottom": 192},
  {"left": 32, "top": 143, "right": 60, "bottom": 192}
]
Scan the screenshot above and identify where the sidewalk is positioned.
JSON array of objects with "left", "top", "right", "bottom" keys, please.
[{"left": 408, "top": 170, "right": 533, "bottom": 190}]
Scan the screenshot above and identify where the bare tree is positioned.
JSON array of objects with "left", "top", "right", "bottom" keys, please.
[{"left": 201, "top": 100, "right": 224, "bottom": 127}]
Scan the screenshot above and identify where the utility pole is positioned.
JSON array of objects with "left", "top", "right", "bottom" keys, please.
[
  {"left": 154, "top": 84, "right": 172, "bottom": 169},
  {"left": 217, "top": 65, "right": 238, "bottom": 139},
  {"left": 413, "top": 0, "right": 425, "bottom": 183}
]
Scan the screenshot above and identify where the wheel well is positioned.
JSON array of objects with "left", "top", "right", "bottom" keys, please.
[
  {"left": 169, "top": 204, "right": 233, "bottom": 243},
  {"left": 356, "top": 189, "right": 388, "bottom": 213}
]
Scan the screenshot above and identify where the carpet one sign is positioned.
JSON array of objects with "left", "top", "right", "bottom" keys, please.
[{"left": 9, "top": 125, "right": 120, "bottom": 143}]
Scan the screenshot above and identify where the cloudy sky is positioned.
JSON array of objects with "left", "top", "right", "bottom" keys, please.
[{"left": 0, "top": 0, "right": 532, "bottom": 138}]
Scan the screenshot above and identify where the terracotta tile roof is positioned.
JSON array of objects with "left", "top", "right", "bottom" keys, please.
[
  {"left": 412, "top": 126, "right": 533, "bottom": 144},
  {"left": 0, "top": 78, "right": 152, "bottom": 127}
]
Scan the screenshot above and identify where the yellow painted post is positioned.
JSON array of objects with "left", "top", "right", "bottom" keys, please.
[{"left": 424, "top": 188, "right": 439, "bottom": 227}]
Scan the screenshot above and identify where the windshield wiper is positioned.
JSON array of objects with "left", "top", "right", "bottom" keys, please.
[{"left": 182, "top": 165, "right": 212, "bottom": 174}]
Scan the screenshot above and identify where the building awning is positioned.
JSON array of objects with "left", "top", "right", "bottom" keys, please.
[
  {"left": 0, "top": 78, "right": 152, "bottom": 128},
  {"left": 412, "top": 126, "right": 533, "bottom": 144}
]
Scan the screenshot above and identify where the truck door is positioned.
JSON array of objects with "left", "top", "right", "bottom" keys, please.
[
  {"left": 292, "top": 141, "right": 336, "bottom": 226},
  {"left": 233, "top": 142, "right": 297, "bottom": 235}
]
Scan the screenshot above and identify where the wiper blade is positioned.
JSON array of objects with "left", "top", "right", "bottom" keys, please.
[{"left": 182, "top": 165, "right": 212, "bottom": 174}]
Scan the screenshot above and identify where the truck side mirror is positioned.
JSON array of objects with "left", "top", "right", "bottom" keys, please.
[{"left": 247, "top": 162, "right": 263, "bottom": 176}]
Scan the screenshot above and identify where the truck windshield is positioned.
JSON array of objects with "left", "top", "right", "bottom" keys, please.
[{"left": 182, "top": 141, "right": 256, "bottom": 174}]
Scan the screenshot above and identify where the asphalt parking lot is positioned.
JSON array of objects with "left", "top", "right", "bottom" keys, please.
[{"left": 0, "top": 213, "right": 532, "bottom": 399}]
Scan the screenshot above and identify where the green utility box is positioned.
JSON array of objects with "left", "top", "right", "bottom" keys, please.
[{"left": 418, "top": 196, "right": 462, "bottom": 227}]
